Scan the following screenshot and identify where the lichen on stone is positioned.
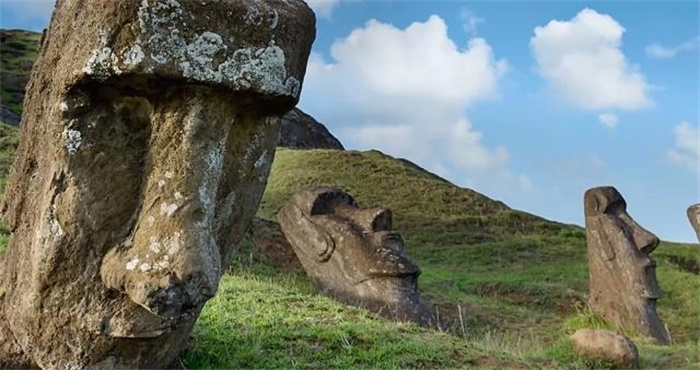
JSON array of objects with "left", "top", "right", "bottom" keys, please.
[{"left": 62, "top": 129, "right": 82, "bottom": 155}]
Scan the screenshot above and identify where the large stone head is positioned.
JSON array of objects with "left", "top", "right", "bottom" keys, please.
[
  {"left": 687, "top": 204, "right": 700, "bottom": 243},
  {"left": 278, "top": 187, "right": 433, "bottom": 326},
  {"left": 584, "top": 186, "right": 670, "bottom": 344},
  {"left": 0, "top": 0, "right": 315, "bottom": 368}
]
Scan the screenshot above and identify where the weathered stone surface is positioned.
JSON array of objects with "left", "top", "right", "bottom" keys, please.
[
  {"left": 278, "top": 186, "right": 435, "bottom": 326},
  {"left": 278, "top": 108, "right": 344, "bottom": 150},
  {"left": 584, "top": 186, "right": 671, "bottom": 344},
  {"left": 571, "top": 329, "right": 639, "bottom": 368},
  {"left": 0, "top": 0, "right": 315, "bottom": 368},
  {"left": 687, "top": 204, "right": 700, "bottom": 243}
]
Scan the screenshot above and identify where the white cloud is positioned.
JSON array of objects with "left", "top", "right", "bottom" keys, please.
[
  {"left": 598, "top": 113, "right": 619, "bottom": 128},
  {"left": 460, "top": 8, "right": 484, "bottom": 36},
  {"left": 668, "top": 122, "right": 700, "bottom": 173},
  {"left": 646, "top": 36, "right": 700, "bottom": 59},
  {"left": 303, "top": 15, "right": 514, "bottom": 183},
  {"left": 531, "top": 8, "right": 652, "bottom": 111},
  {"left": 304, "top": 0, "right": 340, "bottom": 20}
]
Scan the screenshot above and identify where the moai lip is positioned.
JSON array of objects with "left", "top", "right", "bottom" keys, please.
[
  {"left": 584, "top": 186, "right": 671, "bottom": 345},
  {"left": 687, "top": 204, "right": 700, "bottom": 243},
  {"left": 278, "top": 187, "right": 436, "bottom": 327},
  {"left": 0, "top": 0, "right": 315, "bottom": 368}
]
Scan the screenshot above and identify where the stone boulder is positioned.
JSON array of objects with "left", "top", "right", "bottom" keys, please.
[
  {"left": 277, "top": 186, "right": 435, "bottom": 327},
  {"left": 0, "top": 0, "right": 315, "bottom": 368},
  {"left": 687, "top": 204, "right": 700, "bottom": 243},
  {"left": 584, "top": 186, "right": 670, "bottom": 344},
  {"left": 278, "top": 108, "right": 344, "bottom": 150},
  {"left": 571, "top": 329, "right": 639, "bottom": 368}
]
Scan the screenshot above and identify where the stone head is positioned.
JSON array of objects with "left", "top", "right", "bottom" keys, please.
[
  {"left": 584, "top": 186, "right": 661, "bottom": 299},
  {"left": 584, "top": 186, "right": 670, "bottom": 344},
  {"left": 0, "top": 0, "right": 315, "bottom": 368},
  {"left": 279, "top": 187, "right": 420, "bottom": 290},
  {"left": 687, "top": 204, "right": 700, "bottom": 243}
]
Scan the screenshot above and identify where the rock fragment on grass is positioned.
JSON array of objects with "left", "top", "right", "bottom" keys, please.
[{"left": 571, "top": 329, "right": 639, "bottom": 369}]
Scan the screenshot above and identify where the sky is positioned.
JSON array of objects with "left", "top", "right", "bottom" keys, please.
[{"left": 1, "top": 0, "right": 699, "bottom": 243}]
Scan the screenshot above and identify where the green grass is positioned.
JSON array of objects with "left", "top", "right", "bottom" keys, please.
[
  {"left": 181, "top": 273, "right": 542, "bottom": 370},
  {"left": 0, "top": 29, "right": 40, "bottom": 120},
  {"left": 0, "top": 123, "right": 17, "bottom": 254}
]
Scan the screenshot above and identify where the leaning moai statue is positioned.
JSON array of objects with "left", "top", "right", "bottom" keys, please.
[
  {"left": 584, "top": 186, "right": 671, "bottom": 344},
  {"left": 278, "top": 187, "right": 436, "bottom": 327},
  {"left": 0, "top": 0, "right": 315, "bottom": 368},
  {"left": 687, "top": 204, "right": 700, "bottom": 243}
]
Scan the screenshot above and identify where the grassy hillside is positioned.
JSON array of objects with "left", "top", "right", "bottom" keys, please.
[
  {"left": 0, "top": 123, "right": 17, "bottom": 252},
  {"left": 0, "top": 30, "right": 40, "bottom": 125}
]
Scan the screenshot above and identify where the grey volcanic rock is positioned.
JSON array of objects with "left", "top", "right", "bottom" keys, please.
[
  {"left": 584, "top": 186, "right": 671, "bottom": 345},
  {"left": 278, "top": 186, "right": 435, "bottom": 327},
  {"left": 571, "top": 329, "right": 639, "bottom": 368},
  {"left": 687, "top": 204, "right": 700, "bottom": 243},
  {"left": 278, "top": 108, "right": 344, "bottom": 149},
  {"left": 0, "top": 0, "right": 315, "bottom": 369}
]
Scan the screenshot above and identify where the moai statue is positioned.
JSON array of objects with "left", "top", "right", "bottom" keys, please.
[
  {"left": 278, "top": 187, "right": 435, "bottom": 327},
  {"left": 687, "top": 204, "right": 700, "bottom": 243},
  {"left": 584, "top": 186, "right": 671, "bottom": 344},
  {"left": 0, "top": 0, "right": 315, "bottom": 368}
]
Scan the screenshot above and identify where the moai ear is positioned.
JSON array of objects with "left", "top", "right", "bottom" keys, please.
[
  {"left": 291, "top": 204, "right": 336, "bottom": 263},
  {"left": 584, "top": 189, "right": 603, "bottom": 215}
]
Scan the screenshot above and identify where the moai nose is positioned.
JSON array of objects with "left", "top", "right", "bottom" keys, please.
[{"left": 635, "top": 229, "right": 660, "bottom": 254}]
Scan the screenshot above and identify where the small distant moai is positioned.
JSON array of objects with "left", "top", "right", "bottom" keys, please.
[
  {"left": 584, "top": 186, "right": 670, "bottom": 344},
  {"left": 278, "top": 187, "right": 435, "bottom": 327},
  {"left": 0, "top": 0, "right": 315, "bottom": 368},
  {"left": 687, "top": 204, "right": 700, "bottom": 243}
]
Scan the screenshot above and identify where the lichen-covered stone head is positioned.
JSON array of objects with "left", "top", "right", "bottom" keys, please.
[
  {"left": 278, "top": 187, "right": 434, "bottom": 326},
  {"left": 0, "top": 0, "right": 315, "bottom": 368},
  {"left": 687, "top": 204, "right": 700, "bottom": 243},
  {"left": 584, "top": 186, "right": 670, "bottom": 344}
]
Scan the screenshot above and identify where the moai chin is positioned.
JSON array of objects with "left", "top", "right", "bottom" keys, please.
[
  {"left": 278, "top": 187, "right": 436, "bottom": 327},
  {"left": 584, "top": 186, "right": 670, "bottom": 344},
  {"left": 687, "top": 204, "right": 700, "bottom": 243},
  {"left": 0, "top": 0, "right": 315, "bottom": 368}
]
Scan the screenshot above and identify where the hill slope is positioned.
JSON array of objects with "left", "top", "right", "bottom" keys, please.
[
  {"left": 0, "top": 30, "right": 40, "bottom": 126},
  {"left": 260, "top": 148, "right": 576, "bottom": 245}
]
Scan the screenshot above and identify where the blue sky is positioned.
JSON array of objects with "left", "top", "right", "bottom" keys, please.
[{"left": 1, "top": 1, "right": 699, "bottom": 243}]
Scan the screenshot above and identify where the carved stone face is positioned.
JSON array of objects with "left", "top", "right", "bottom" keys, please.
[
  {"left": 584, "top": 187, "right": 661, "bottom": 299},
  {"left": 0, "top": 0, "right": 315, "bottom": 368},
  {"left": 281, "top": 188, "right": 419, "bottom": 285},
  {"left": 584, "top": 186, "right": 670, "bottom": 344},
  {"left": 278, "top": 187, "right": 432, "bottom": 326},
  {"left": 687, "top": 204, "right": 700, "bottom": 243}
]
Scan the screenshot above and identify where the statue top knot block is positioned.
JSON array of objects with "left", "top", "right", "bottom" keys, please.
[
  {"left": 584, "top": 186, "right": 670, "bottom": 344},
  {"left": 278, "top": 187, "right": 435, "bottom": 327},
  {"left": 0, "top": 0, "right": 315, "bottom": 368}
]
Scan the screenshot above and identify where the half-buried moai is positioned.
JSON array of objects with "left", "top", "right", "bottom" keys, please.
[
  {"left": 687, "top": 204, "right": 700, "bottom": 243},
  {"left": 278, "top": 187, "right": 436, "bottom": 327},
  {"left": 0, "top": 0, "right": 315, "bottom": 368},
  {"left": 584, "top": 186, "right": 671, "bottom": 344}
]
